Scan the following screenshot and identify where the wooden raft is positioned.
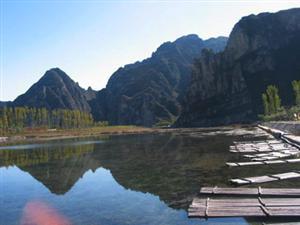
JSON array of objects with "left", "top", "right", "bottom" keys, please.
[
  {"left": 227, "top": 158, "right": 300, "bottom": 167},
  {"left": 231, "top": 141, "right": 299, "bottom": 154},
  {"left": 188, "top": 197, "right": 300, "bottom": 218},
  {"left": 200, "top": 187, "right": 300, "bottom": 196},
  {"left": 231, "top": 171, "right": 300, "bottom": 185},
  {"left": 229, "top": 138, "right": 300, "bottom": 161}
]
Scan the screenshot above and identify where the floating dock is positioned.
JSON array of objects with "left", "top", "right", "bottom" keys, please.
[
  {"left": 189, "top": 187, "right": 300, "bottom": 218},
  {"left": 188, "top": 125, "right": 300, "bottom": 219},
  {"left": 230, "top": 140, "right": 300, "bottom": 161},
  {"left": 189, "top": 197, "right": 300, "bottom": 218}
]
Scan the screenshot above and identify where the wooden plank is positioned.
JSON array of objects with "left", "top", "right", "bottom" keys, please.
[
  {"left": 226, "top": 159, "right": 300, "bottom": 167},
  {"left": 188, "top": 207, "right": 265, "bottom": 218},
  {"left": 192, "top": 198, "right": 300, "bottom": 207},
  {"left": 233, "top": 140, "right": 281, "bottom": 145},
  {"left": 230, "top": 179, "right": 251, "bottom": 185},
  {"left": 271, "top": 172, "right": 300, "bottom": 180},
  {"left": 287, "top": 158, "right": 300, "bottom": 163},
  {"left": 264, "top": 160, "right": 285, "bottom": 164},
  {"left": 200, "top": 187, "right": 257, "bottom": 195},
  {"left": 244, "top": 176, "right": 278, "bottom": 184},
  {"left": 200, "top": 187, "right": 300, "bottom": 196},
  {"left": 238, "top": 161, "right": 264, "bottom": 166},
  {"left": 244, "top": 150, "right": 300, "bottom": 161},
  {"left": 231, "top": 171, "right": 300, "bottom": 185},
  {"left": 268, "top": 207, "right": 300, "bottom": 216},
  {"left": 263, "top": 188, "right": 300, "bottom": 196},
  {"left": 226, "top": 162, "right": 239, "bottom": 167},
  {"left": 189, "top": 206, "right": 300, "bottom": 218}
]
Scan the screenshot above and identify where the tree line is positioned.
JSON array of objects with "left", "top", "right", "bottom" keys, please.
[
  {"left": 0, "top": 107, "right": 94, "bottom": 134},
  {"left": 261, "top": 80, "right": 300, "bottom": 121}
]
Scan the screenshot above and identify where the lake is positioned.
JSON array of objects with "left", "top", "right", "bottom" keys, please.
[{"left": 1, "top": 127, "right": 300, "bottom": 225}]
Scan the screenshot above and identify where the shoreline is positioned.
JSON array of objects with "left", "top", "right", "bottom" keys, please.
[
  {"left": 0, "top": 126, "right": 161, "bottom": 146},
  {"left": 0, "top": 124, "right": 255, "bottom": 146}
]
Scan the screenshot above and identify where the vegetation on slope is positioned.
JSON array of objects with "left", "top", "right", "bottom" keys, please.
[{"left": 260, "top": 80, "right": 300, "bottom": 121}]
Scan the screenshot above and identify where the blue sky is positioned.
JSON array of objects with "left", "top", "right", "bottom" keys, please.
[{"left": 1, "top": 0, "right": 300, "bottom": 101}]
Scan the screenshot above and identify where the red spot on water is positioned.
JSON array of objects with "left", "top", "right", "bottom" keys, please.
[{"left": 21, "top": 200, "right": 72, "bottom": 225}]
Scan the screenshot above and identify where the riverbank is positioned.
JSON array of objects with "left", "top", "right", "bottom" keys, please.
[
  {"left": 0, "top": 126, "right": 162, "bottom": 146},
  {"left": 0, "top": 124, "right": 255, "bottom": 146}
]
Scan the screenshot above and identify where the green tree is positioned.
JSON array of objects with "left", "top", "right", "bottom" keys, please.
[
  {"left": 292, "top": 80, "right": 300, "bottom": 106},
  {"left": 262, "top": 85, "right": 282, "bottom": 115},
  {"left": 262, "top": 93, "right": 269, "bottom": 115}
]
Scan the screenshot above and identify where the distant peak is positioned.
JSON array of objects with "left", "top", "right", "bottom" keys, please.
[
  {"left": 43, "top": 67, "right": 69, "bottom": 78},
  {"left": 38, "top": 68, "right": 74, "bottom": 85},
  {"left": 204, "top": 36, "right": 228, "bottom": 41},
  {"left": 175, "top": 34, "right": 201, "bottom": 43},
  {"left": 47, "top": 67, "right": 64, "bottom": 73}
]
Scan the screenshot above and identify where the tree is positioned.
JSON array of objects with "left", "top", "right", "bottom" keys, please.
[
  {"left": 262, "top": 93, "right": 269, "bottom": 115},
  {"left": 292, "top": 80, "right": 300, "bottom": 106},
  {"left": 0, "top": 106, "right": 94, "bottom": 134},
  {"left": 262, "top": 85, "right": 282, "bottom": 115}
]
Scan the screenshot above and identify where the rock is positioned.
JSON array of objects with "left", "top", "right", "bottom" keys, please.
[
  {"left": 13, "top": 68, "right": 93, "bottom": 112},
  {"left": 101, "top": 35, "right": 228, "bottom": 126},
  {"left": 176, "top": 8, "right": 300, "bottom": 127}
]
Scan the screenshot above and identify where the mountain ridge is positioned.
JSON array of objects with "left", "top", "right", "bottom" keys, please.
[
  {"left": 4, "top": 8, "right": 300, "bottom": 127},
  {"left": 176, "top": 7, "right": 300, "bottom": 127},
  {"left": 7, "top": 35, "right": 228, "bottom": 126}
]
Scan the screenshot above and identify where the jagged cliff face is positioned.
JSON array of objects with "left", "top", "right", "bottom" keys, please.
[
  {"left": 103, "top": 35, "right": 228, "bottom": 126},
  {"left": 176, "top": 8, "right": 300, "bottom": 127},
  {"left": 13, "top": 68, "right": 95, "bottom": 112}
]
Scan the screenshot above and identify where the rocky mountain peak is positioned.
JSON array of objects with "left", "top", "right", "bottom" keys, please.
[
  {"left": 176, "top": 8, "right": 300, "bottom": 127},
  {"left": 226, "top": 8, "right": 300, "bottom": 61},
  {"left": 13, "top": 68, "right": 92, "bottom": 112}
]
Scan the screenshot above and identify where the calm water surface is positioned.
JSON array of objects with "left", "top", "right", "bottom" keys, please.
[{"left": 1, "top": 128, "right": 300, "bottom": 225}]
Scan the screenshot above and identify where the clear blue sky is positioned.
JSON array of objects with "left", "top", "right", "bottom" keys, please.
[{"left": 1, "top": 0, "right": 300, "bottom": 101}]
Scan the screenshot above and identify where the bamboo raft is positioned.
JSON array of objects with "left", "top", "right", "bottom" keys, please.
[
  {"left": 189, "top": 197, "right": 300, "bottom": 218},
  {"left": 230, "top": 141, "right": 299, "bottom": 154},
  {"left": 229, "top": 137, "right": 300, "bottom": 161},
  {"left": 231, "top": 171, "right": 300, "bottom": 185},
  {"left": 200, "top": 187, "right": 300, "bottom": 196},
  {"left": 189, "top": 187, "right": 300, "bottom": 218}
]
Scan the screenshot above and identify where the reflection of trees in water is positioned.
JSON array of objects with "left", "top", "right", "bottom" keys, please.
[
  {"left": 0, "top": 141, "right": 99, "bottom": 195},
  {"left": 0, "top": 133, "right": 233, "bottom": 209},
  {"left": 94, "top": 133, "right": 232, "bottom": 209},
  {"left": 0, "top": 143, "right": 95, "bottom": 167}
]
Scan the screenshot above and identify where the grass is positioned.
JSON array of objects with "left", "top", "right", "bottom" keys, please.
[{"left": 0, "top": 125, "right": 156, "bottom": 146}]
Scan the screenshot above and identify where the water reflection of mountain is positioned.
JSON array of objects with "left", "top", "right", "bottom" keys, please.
[
  {"left": 0, "top": 141, "right": 100, "bottom": 194},
  {"left": 0, "top": 133, "right": 233, "bottom": 209},
  {"left": 96, "top": 134, "right": 233, "bottom": 209}
]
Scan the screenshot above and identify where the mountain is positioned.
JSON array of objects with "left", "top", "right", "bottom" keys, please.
[
  {"left": 176, "top": 8, "right": 300, "bottom": 127},
  {"left": 8, "top": 35, "right": 227, "bottom": 126},
  {"left": 98, "top": 35, "right": 228, "bottom": 126},
  {"left": 13, "top": 68, "right": 94, "bottom": 112}
]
